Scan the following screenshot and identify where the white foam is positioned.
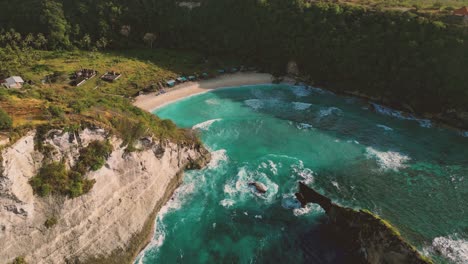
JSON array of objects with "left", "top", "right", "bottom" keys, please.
[
  {"left": 377, "top": 124, "right": 394, "bottom": 131},
  {"left": 291, "top": 86, "right": 312, "bottom": 97},
  {"left": 318, "top": 107, "right": 342, "bottom": 118},
  {"left": 292, "top": 161, "right": 315, "bottom": 185},
  {"left": 220, "top": 199, "right": 235, "bottom": 208},
  {"left": 432, "top": 235, "right": 468, "bottom": 264},
  {"left": 223, "top": 166, "right": 279, "bottom": 203},
  {"left": 331, "top": 181, "right": 340, "bottom": 191},
  {"left": 205, "top": 98, "right": 220, "bottom": 105},
  {"left": 292, "top": 102, "right": 312, "bottom": 110},
  {"left": 268, "top": 160, "right": 278, "bottom": 175},
  {"left": 296, "top": 123, "right": 314, "bottom": 130},
  {"left": 192, "top": 118, "right": 222, "bottom": 131},
  {"left": 244, "top": 99, "right": 264, "bottom": 110},
  {"left": 208, "top": 149, "right": 228, "bottom": 168},
  {"left": 293, "top": 203, "right": 324, "bottom": 216},
  {"left": 371, "top": 103, "right": 432, "bottom": 128},
  {"left": 365, "top": 147, "right": 411, "bottom": 171}
]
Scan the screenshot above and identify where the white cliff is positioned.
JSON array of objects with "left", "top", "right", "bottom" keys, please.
[{"left": 0, "top": 128, "right": 209, "bottom": 263}]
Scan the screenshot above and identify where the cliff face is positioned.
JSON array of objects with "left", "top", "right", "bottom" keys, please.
[
  {"left": 295, "top": 182, "right": 432, "bottom": 264},
  {"left": 0, "top": 129, "right": 210, "bottom": 263}
]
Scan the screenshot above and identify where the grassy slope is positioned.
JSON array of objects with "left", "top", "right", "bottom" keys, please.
[{"left": 0, "top": 48, "right": 234, "bottom": 143}]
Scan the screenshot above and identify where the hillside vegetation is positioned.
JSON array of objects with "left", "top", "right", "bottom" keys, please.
[{"left": 0, "top": 0, "right": 467, "bottom": 134}]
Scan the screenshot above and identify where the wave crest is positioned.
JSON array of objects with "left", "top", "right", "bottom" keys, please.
[
  {"left": 365, "top": 147, "right": 411, "bottom": 171},
  {"left": 192, "top": 118, "right": 222, "bottom": 131},
  {"left": 432, "top": 235, "right": 468, "bottom": 264}
]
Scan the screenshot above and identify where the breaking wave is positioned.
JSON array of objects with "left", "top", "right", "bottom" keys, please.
[
  {"left": 376, "top": 124, "right": 394, "bottom": 131},
  {"left": 223, "top": 166, "right": 279, "bottom": 204},
  {"left": 192, "top": 118, "right": 222, "bottom": 131},
  {"left": 365, "top": 147, "right": 411, "bottom": 171},
  {"left": 317, "top": 107, "right": 342, "bottom": 118},
  {"left": 292, "top": 102, "right": 312, "bottom": 111},
  {"left": 296, "top": 123, "right": 314, "bottom": 130},
  {"left": 371, "top": 103, "right": 432, "bottom": 128},
  {"left": 208, "top": 149, "right": 228, "bottom": 169},
  {"left": 432, "top": 235, "right": 468, "bottom": 264}
]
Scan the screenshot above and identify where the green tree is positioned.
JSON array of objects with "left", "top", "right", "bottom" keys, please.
[{"left": 0, "top": 108, "right": 13, "bottom": 130}]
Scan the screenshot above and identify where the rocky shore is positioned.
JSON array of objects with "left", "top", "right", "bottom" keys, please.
[
  {"left": 0, "top": 128, "right": 210, "bottom": 263},
  {"left": 295, "top": 182, "right": 433, "bottom": 264}
]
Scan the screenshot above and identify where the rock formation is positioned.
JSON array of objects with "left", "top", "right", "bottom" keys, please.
[
  {"left": 295, "top": 182, "right": 433, "bottom": 264},
  {"left": 0, "top": 128, "right": 210, "bottom": 263}
]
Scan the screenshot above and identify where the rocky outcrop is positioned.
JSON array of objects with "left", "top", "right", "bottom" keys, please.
[
  {"left": 295, "top": 182, "right": 433, "bottom": 264},
  {"left": 0, "top": 129, "right": 210, "bottom": 263}
]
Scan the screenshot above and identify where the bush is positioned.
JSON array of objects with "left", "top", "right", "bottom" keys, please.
[
  {"left": 44, "top": 216, "right": 58, "bottom": 228},
  {"left": 29, "top": 140, "right": 112, "bottom": 198},
  {"left": 76, "top": 140, "right": 113, "bottom": 173},
  {"left": 0, "top": 108, "right": 12, "bottom": 130},
  {"left": 48, "top": 105, "right": 65, "bottom": 118},
  {"left": 11, "top": 256, "right": 27, "bottom": 264}
]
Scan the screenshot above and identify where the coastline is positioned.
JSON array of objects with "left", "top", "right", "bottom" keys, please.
[{"left": 133, "top": 72, "right": 273, "bottom": 112}]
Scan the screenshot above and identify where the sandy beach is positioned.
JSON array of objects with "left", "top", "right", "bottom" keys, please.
[{"left": 133, "top": 72, "right": 273, "bottom": 112}]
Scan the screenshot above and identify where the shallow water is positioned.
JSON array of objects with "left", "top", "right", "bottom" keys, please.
[{"left": 137, "top": 84, "right": 467, "bottom": 264}]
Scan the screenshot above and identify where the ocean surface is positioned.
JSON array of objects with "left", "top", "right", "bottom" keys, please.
[{"left": 137, "top": 84, "right": 467, "bottom": 264}]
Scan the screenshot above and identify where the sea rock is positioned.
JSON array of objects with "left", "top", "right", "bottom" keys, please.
[
  {"left": 295, "top": 182, "right": 432, "bottom": 264},
  {"left": 249, "top": 182, "right": 268, "bottom": 194}
]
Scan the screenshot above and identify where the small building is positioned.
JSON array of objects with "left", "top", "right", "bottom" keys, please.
[
  {"left": 454, "top": 6, "right": 468, "bottom": 17},
  {"left": 201, "top": 72, "right": 209, "bottom": 79},
  {"left": 166, "top": 80, "right": 176, "bottom": 87},
  {"left": 188, "top": 75, "right": 197, "bottom": 81},
  {"left": 2, "top": 76, "right": 24, "bottom": 89},
  {"left": 176, "top": 76, "right": 187, "bottom": 83},
  {"left": 101, "top": 71, "right": 122, "bottom": 82},
  {"left": 71, "top": 69, "right": 97, "bottom": 86}
]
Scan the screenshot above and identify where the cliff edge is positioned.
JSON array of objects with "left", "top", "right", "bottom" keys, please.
[
  {"left": 295, "top": 182, "right": 432, "bottom": 264},
  {"left": 0, "top": 128, "right": 210, "bottom": 263}
]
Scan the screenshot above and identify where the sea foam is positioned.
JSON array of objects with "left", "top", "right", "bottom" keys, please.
[
  {"left": 292, "top": 102, "right": 312, "bottom": 111},
  {"left": 432, "top": 235, "right": 468, "bottom": 264},
  {"left": 366, "top": 147, "right": 411, "bottom": 171},
  {"left": 371, "top": 103, "right": 432, "bottom": 128},
  {"left": 192, "top": 118, "right": 222, "bottom": 131},
  {"left": 317, "top": 107, "right": 342, "bottom": 118},
  {"left": 376, "top": 124, "right": 394, "bottom": 131},
  {"left": 208, "top": 149, "right": 228, "bottom": 169}
]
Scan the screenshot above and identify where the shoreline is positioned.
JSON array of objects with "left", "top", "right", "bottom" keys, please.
[{"left": 133, "top": 72, "right": 273, "bottom": 112}]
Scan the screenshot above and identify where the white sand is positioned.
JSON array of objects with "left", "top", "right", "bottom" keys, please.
[{"left": 133, "top": 72, "right": 273, "bottom": 112}]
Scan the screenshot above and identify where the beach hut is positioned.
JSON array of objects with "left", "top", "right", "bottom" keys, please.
[
  {"left": 166, "top": 80, "right": 176, "bottom": 87},
  {"left": 201, "top": 72, "right": 209, "bottom": 79},
  {"left": 188, "top": 75, "right": 196, "bottom": 81},
  {"left": 2, "top": 76, "right": 24, "bottom": 89},
  {"left": 230, "top": 67, "right": 238, "bottom": 73},
  {"left": 217, "top": 69, "right": 225, "bottom": 74},
  {"left": 176, "top": 76, "right": 187, "bottom": 83}
]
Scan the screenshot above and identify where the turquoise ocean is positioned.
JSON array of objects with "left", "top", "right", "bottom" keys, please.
[{"left": 135, "top": 84, "right": 467, "bottom": 264}]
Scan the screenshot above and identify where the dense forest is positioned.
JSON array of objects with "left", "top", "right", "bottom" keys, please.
[{"left": 0, "top": 0, "right": 467, "bottom": 118}]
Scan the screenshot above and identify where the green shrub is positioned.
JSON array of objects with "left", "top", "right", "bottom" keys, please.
[
  {"left": 0, "top": 108, "right": 12, "bottom": 130},
  {"left": 44, "top": 216, "right": 58, "bottom": 229},
  {"left": 11, "top": 256, "right": 27, "bottom": 264},
  {"left": 29, "top": 140, "right": 111, "bottom": 198},
  {"left": 48, "top": 105, "right": 65, "bottom": 118},
  {"left": 76, "top": 140, "right": 113, "bottom": 173}
]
